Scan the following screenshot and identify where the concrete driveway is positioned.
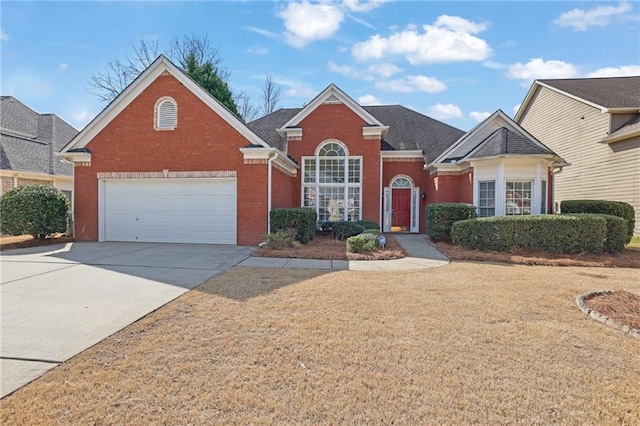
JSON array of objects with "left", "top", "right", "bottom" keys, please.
[{"left": 0, "top": 242, "right": 252, "bottom": 398}]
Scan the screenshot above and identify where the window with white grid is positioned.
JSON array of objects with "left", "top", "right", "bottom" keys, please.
[
  {"left": 302, "top": 141, "right": 362, "bottom": 222},
  {"left": 505, "top": 180, "right": 532, "bottom": 215}
]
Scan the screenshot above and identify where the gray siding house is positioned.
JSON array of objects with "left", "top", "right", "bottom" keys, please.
[{"left": 515, "top": 76, "right": 640, "bottom": 235}]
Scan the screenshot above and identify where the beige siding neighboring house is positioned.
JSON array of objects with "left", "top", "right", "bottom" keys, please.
[{"left": 516, "top": 77, "right": 640, "bottom": 235}]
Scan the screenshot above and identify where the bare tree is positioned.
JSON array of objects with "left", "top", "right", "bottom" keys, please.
[
  {"left": 88, "top": 39, "right": 160, "bottom": 103},
  {"left": 260, "top": 74, "right": 282, "bottom": 116},
  {"left": 87, "top": 35, "right": 229, "bottom": 104},
  {"left": 234, "top": 91, "right": 259, "bottom": 122}
]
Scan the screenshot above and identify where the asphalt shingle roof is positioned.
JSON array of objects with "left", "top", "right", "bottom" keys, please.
[
  {"left": 468, "top": 127, "right": 552, "bottom": 159},
  {"left": 0, "top": 96, "right": 77, "bottom": 176},
  {"left": 539, "top": 76, "right": 640, "bottom": 109},
  {"left": 247, "top": 104, "right": 465, "bottom": 163}
]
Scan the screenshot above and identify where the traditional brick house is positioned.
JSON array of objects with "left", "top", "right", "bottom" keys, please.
[{"left": 60, "top": 56, "right": 563, "bottom": 245}]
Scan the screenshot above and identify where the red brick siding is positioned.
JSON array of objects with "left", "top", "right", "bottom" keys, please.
[
  {"left": 382, "top": 160, "right": 429, "bottom": 233},
  {"left": 271, "top": 167, "right": 294, "bottom": 210},
  {"left": 74, "top": 73, "right": 268, "bottom": 246},
  {"left": 458, "top": 169, "right": 474, "bottom": 204},
  {"left": 287, "top": 103, "right": 381, "bottom": 224}
]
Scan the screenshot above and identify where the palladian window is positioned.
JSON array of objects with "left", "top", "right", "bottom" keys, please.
[{"left": 302, "top": 141, "right": 362, "bottom": 222}]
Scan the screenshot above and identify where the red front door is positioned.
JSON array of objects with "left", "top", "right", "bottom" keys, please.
[{"left": 392, "top": 188, "right": 411, "bottom": 227}]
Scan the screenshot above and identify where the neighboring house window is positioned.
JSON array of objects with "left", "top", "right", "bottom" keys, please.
[
  {"left": 478, "top": 181, "right": 496, "bottom": 217},
  {"left": 154, "top": 97, "right": 177, "bottom": 130},
  {"left": 540, "top": 180, "right": 547, "bottom": 214},
  {"left": 505, "top": 180, "right": 532, "bottom": 215},
  {"left": 302, "top": 141, "right": 362, "bottom": 222}
]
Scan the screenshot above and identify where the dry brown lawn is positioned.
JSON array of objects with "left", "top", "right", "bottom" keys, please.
[
  {"left": 0, "top": 234, "right": 73, "bottom": 251},
  {"left": 2, "top": 263, "right": 639, "bottom": 424}
]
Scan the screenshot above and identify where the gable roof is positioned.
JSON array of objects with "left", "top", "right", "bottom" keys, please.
[
  {"left": 248, "top": 104, "right": 465, "bottom": 163},
  {"left": 1, "top": 96, "right": 76, "bottom": 176},
  {"left": 60, "top": 55, "right": 272, "bottom": 154},
  {"left": 431, "top": 110, "right": 560, "bottom": 166},
  {"left": 277, "top": 84, "right": 385, "bottom": 133},
  {"left": 515, "top": 76, "right": 640, "bottom": 121}
]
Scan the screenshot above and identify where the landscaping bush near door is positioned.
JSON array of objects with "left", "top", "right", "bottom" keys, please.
[
  {"left": 451, "top": 215, "right": 606, "bottom": 254},
  {"left": 561, "top": 200, "right": 635, "bottom": 243},
  {"left": 270, "top": 208, "right": 317, "bottom": 243},
  {"left": 331, "top": 221, "right": 365, "bottom": 240},
  {"left": 346, "top": 232, "right": 379, "bottom": 253},
  {"left": 562, "top": 213, "right": 627, "bottom": 253},
  {"left": 0, "top": 184, "right": 70, "bottom": 238},
  {"left": 426, "top": 203, "right": 477, "bottom": 241}
]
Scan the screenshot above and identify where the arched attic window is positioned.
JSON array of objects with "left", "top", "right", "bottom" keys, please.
[{"left": 154, "top": 97, "right": 177, "bottom": 130}]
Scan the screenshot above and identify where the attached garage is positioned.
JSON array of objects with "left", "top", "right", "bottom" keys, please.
[{"left": 99, "top": 178, "right": 236, "bottom": 244}]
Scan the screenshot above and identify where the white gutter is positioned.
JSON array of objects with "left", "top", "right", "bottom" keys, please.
[{"left": 267, "top": 151, "right": 279, "bottom": 235}]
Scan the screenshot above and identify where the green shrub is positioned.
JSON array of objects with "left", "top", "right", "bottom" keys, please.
[
  {"left": 561, "top": 200, "right": 635, "bottom": 243},
  {"left": 346, "top": 234, "right": 378, "bottom": 253},
  {"left": 0, "top": 184, "right": 70, "bottom": 238},
  {"left": 426, "top": 203, "right": 477, "bottom": 241},
  {"left": 264, "top": 228, "right": 296, "bottom": 250},
  {"left": 451, "top": 215, "right": 606, "bottom": 254},
  {"left": 270, "top": 208, "right": 317, "bottom": 243},
  {"left": 361, "top": 228, "right": 381, "bottom": 235},
  {"left": 319, "top": 221, "right": 334, "bottom": 232},
  {"left": 356, "top": 220, "right": 380, "bottom": 231},
  {"left": 331, "top": 221, "right": 365, "bottom": 240},
  {"left": 563, "top": 213, "right": 626, "bottom": 253}
]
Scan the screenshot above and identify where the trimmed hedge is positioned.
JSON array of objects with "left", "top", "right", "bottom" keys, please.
[
  {"left": 0, "top": 184, "right": 70, "bottom": 238},
  {"left": 270, "top": 208, "right": 317, "bottom": 243},
  {"left": 561, "top": 200, "right": 635, "bottom": 243},
  {"left": 563, "top": 213, "right": 627, "bottom": 253},
  {"left": 362, "top": 228, "right": 381, "bottom": 235},
  {"left": 346, "top": 233, "right": 378, "bottom": 253},
  {"left": 356, "top": 220, "right": 380, "bottom": 231},
  {"left": 451, "top": 215, "right": 606, "bottom": 254},
  {"left": 331, "top": 221, "right": 365, "bottom": 240},
  {"left": 426, "top": 203, "right": 477, "bottom": 241}
]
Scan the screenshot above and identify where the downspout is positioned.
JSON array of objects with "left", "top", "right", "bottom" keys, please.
[{"left": 267, "top": 150, "right": 279, "bottom": 235}]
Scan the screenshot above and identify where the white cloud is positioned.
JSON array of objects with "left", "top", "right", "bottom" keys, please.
[
  {"left": 247, "top": 45, "right": 269, "bottom": 55},
  {"left": 0, "top": 28, "right": 8, "bottom": 42},
  {"left": 58, "top": 63, "right": 68, "bottom": 72},
  {"left": 343, "top": 0, "right": 389, "bottom": 13},
  {"left": 358, "top": 94, "right": 382, "bottom": 105},
  {"left": 326, "top": 60, "right": 372, "bottom": 80},
  {"left": 555, "top": 1, "right": 633, "bottom": 31},
  {"left": 470, "top": 111, "right": 491, "bottom": 122},
  {"left": 587, "top": 65, "right": 640, "bottom": 77},
  {"left": 512, "top": 104, "right": 522, "bottom": 116},
  {"left": 368, "top": 63, "right": 402, "bottom": 78},
  {"left": 352, "top": 15, "right": 491, "bottom": 64},
  {"left": 427, "top": 103, "right": 463, "bottom": 119},
  {"left": 374, "top": 75, "right": 446, "bottom": 93},
  {"left": 278, "top": 1, "right": 344, "bottom": 48},
  {"left": 244, "top": 26, "right": 279, "bottom": 39},
  {"left": 72, "top": 110, "right": 91, "bottom": 122},
  {"left": 483, "top": 61, "right": 506, "bottom": 70},
  {"left": 506, "top": 58, "right": 579, "bottom": 82},
  {"left": 272, "top": 76, "right": 317, "bottom": 99}
]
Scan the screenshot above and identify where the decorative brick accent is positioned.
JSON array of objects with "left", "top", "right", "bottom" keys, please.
[
  {"left": 96, "top": 171, "right": 237, "bottom": 179},
  {"left": 17, "top": 178, "right": 54, "bottom": 186}
]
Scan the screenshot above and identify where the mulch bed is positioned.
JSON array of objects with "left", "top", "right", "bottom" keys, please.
[
  {"left": 585, "top": 291, "right": 640, "bottom": 331},
  {"left": 0, "top": 234, "right": 73, "bottom": 251},
  {"left": 435, "top": 241, "right": 640, "bottom": 268},
  {"left": 254, "top": 233, "right": 406, "bottom": 261}
]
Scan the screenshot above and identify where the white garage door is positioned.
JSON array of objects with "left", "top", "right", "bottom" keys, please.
[{"left": 102, "top": 178, "right": 236, "bottom": 244}]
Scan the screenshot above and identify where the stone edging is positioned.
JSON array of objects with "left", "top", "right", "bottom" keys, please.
[{"left": 576, "top": 290, "right": 640, "bottom": 340}]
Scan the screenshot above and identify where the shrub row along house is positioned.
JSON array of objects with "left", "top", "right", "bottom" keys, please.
[
  {"left": 515, "top": 76, "right": 640, "bottom": 235},
  {"left": 59, "top": 55, "right": 565, "bottom": 246}
]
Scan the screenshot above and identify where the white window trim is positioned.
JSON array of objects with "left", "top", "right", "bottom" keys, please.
[
  {"left": 384, "top": 175, "right": 419, "bottom": 233},
  {"left": 154, "top": 96, "right": 177, "bottom": 131},
  {"left": 477, "top": 180, "right": 496, "bottom": 217},
  {"left": 301, "top": 141, "right": 363, "bottom": 222}
]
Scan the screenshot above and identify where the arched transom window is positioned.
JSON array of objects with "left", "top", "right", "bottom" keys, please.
[
  {"left": 154, "top": 97, "right": 177, "bottom": 130},
  {"left": 302, "top": 141, "right": 362, "bottom": 222},
  {"left": 391, "top": 176, "right": 413, "bottom": 188}
]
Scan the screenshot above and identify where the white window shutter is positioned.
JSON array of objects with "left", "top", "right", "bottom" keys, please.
[{"left": 157, "top": 100, "right": 177, "bottom": 129}]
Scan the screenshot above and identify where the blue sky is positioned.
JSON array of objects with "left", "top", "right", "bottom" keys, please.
[{"left": 2, "top": 1, "right": 639, "bottom": 131}]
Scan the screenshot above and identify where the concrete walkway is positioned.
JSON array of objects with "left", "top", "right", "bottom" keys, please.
[{"left": 237, "top": 234, "right": 449, "bottom": 271}]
